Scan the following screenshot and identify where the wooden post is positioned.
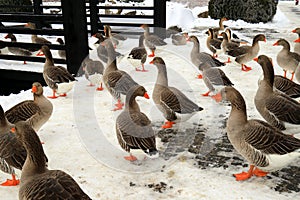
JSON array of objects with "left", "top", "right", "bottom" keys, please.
[
  {"left": 61, "top": 0, "right": 89, "bottom": 75},
  {"left": 33, "top": 0, "right": 43, "bottom": 29},
  {"left": 153, "top": 0, "right": 166, "bottom": 38},
  {"left": 89, "top": 0, "right": 102, "bottom": 35}
]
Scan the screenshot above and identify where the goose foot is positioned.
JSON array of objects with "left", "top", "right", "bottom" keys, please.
[
  {"left": 162, "top": 121, "right": 175, "bottom": 129},
  {"left": 124, "top": 154, "right": 137, "bottom": 161},
  {"left": 234, "top": 165, "right": 254, "bottom": 181},
  {"left": 96, "top": 83, "right": 104, "bottom": 91},
  {"left": 241, "top": 64, "right": 252, "bottom": 72},
  {"left": 113, "top": 100, "right": 124, "bottom": 111},
  {"left": 212, "top": 93, "right": 222, "bottom": 102},
  {"left": 202, "top": 91, "right": 210, "bottom": 96},
  {"left": 148, "top": 50, "right": 155, "bottom": 57},
  {"left": 225, "top": 57, "right": 231, "bottom": 63},
  {"left": 253, "top": 168, "right": 268, "bottom": 177},
  {"left": 48, "top": 90, "right": 58, "bottom": 99},
  {"left": 59, "top": 93, "right": 67, "bottom": 97},
  {"left": 1, "top": 175, "right": 20, "bottom": 186},
  {"left": 197, "top": 74, "right": 203, "bottom": 79}
]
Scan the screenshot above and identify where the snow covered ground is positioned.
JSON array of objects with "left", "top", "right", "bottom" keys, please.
[{"left": 0, "top": 1, "right": 299, "bottom": 199}]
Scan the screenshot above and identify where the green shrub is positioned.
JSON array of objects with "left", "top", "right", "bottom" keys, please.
[{"left": 0, "top": 0, "right": 33, "bottom": 13}]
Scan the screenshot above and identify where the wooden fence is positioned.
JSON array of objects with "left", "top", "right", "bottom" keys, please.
[{"left": 0, "top": 0, "right": 167, "bottom": 95}]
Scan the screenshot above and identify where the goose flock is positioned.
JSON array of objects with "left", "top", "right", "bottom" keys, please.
[{"left": 0, "top": 17, "right": 300, "bottom": 199}]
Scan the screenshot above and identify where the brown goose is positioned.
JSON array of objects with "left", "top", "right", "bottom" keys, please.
[
  {"left": 254, "top": 55, "right": 300, "bottom": 130},
  {"left": 127, "top": 34, "right": 148, "bottom": 72},
  {"left": 225, "top": 28, "right": 249, "bottom": 46},
  {"left": 13, "top": 121, "right": 91, "bottom": 200},
  {"left": 150, "top": 57, "right": 203, "bottom": 129},
  {"left": 39, "top": 45, "right": 76, "bottom": 98},
  {"left": 273, "top": 38, "right": 300, "bottom": 80},
  {"left": 104, "top": 25, "right": 127, "bottom": 47},
  {"left": 5, "top": 82, "right": 53, "bottom": 132},
  {"left": 220, "top": 31, "right": 239, "bottom": 63},
  {"left": 56, "top": 37, "right": 66, "bottom": 59},
  {"left": 82, "top": 56, "right": 104, "bottom": 91},
  {"left": 116, "top": 85, "right": 158, "bottom": 161},
  {"left": 273, "top": 75, "right": 300, "bottom": 98},
  {"left": 206, "top": 28, "right": 222, "bottom": 58},
  {"left": 25, "top": 22, "right": 52, "bottom": 45},
  {"left": 218, "top": 86, "right": 300, "bottom": 181},
  {"left": 102, "top": 39, "right": 140, "bottom": 111},
  {"left": 0, "top": 105, "right": 25, "bottom": 186},
  {"left": 189, "top": 35, "right": 225, "bottom": 79},
  {"left": 141, "top": 24, "right": 167, "bottom": 57},
  {"left": 4, "top": 33, "right": 32, "bottom": 64},
  {"left": 212, "top": 17, "right": 228, "bottom": 37},
  {"left": 292, "top": 28, "right": 300, "bottom": 55},
  {"left": 227, "top": 34, "right": 266, "bottom": 72}
]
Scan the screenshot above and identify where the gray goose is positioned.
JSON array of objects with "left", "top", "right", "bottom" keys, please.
[
  {"left": 150, "top": 57, "right": 203, "bottom": 129},
  {"left": 127, "top": 34, "right": 148, "bottom": 72},
  {"left": 218, "top": 86, "right": 300, "bottom": 181},
  {"left": 40, "top": 45, "right": 76, "bottom": 98},
  {"left": 82, "top": 56, "right": 104, "bottom": 91},
  {"left": 273, "top": 38, "right": 300, "bottom": 80},
  {"left": 4, "top": 33, "right": 32, "bottom": 64},
  {"left": 227, "top": 34, "right": 266, "bottom": 72},
  {"left": 0, "top": 105, "right": 25, "bottom": 186},
  {"left": 141, "top": 24, "right": 167, "bottom": 57},
  {"left": 254, "top": 55, "right": 300, "bottom": 130},
  {"left": 25, "top": 22, "right": 52, "bottom": 45},
  {"left": 104, "top": 25, "right": 127, "bottom": 47},
  {"left": 292, "top": 28, "right": 300, "bottom": 55},
  {"left": 211, "top": 17, "right": 228, "bottom": 37},
  {"left": 189, "top": 35, "right": 225, "bottom": 79},
  {"left": 206, "top": 28, "right": 222, "bottom": 58},
  {"left": 13, "top": 121, "right": 91, "bottom": 200},
  {"left": 219, "top": 31, "right": 239, "bottom": 63},
  {"left": 116, "top": 85, "right": 158, "bottom": 161},
  {"left": 103, "top": 39, "right": 140, "bottom": 111},
  {"left": 56, "top": 37, "right": 66, "bottom": 59},
  {"left": 273, "top": 75, "right": 300, "bottom": 98},
  {"left": 5, "top": 82, "right": 53, "bottom": 132},
  {"left": 171, "top": 32, "right": 188, "bottom": 46}
]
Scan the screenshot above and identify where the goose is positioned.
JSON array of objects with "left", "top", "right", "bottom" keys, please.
[
  {"left": 56, "top": 37, "right": 66, "bottom": 59},
  {"left": 171, "top": 32, "right": 189, "bottom": 46},
  {"left": 219, "top": 31, "right": 239, "bottom": 63},
  {"left": 102, "top": 39, "right": 140, "bottom": 111},
  {"left": 227, "top": 34, "right": 266, "bottom": 72},
  {"left": 82, "top": 56, "right": 104, "bottom": 91},
  {"left": 116, "top": 85, "right": 158, "bottom": 161},
  {"left": 189, "top": 35, "right": 225, "bottom": 79},
  {"left": 217, "top": 86, "right": 300, "bottom": 181},
  {"left": 211, "top": 17, "right": 228, "bottom": 37},
  {"left": 4, "top": 33, "right": 32, "bottom": 64},
  {"left": 141, "top": 24, "right": 167, "bottom": 57},
  {"left": 225, "top": 28, "right": 249, "bottom": 46},
  {"left": 39, "top": 45, "right": 76, "bottom": 98},
  {"left": 0, "top": 105, "right": 25, "bottom": 186},
  {"left": 292, "top": 28, "right": 300, "bottom": 55},
  {"left": 5, "top": 82, "right": 53, "bottom": 132},
  {"left": 150, "top": 57, "right": 203, "bottom": 129},
  {"left": 273, "top": 38, "right": 300, "bottom": 80},
  {"left": 13, "top": 121, "right": 91, "bottom": 199},
  {"left": 127, "top": 34, "right": 148, "bottom": 72},
  {"left": 206, "top": 28, "right": 222, "bottom": 58},
  {"left": 254, "top": 55, "right": 300, "bottom": 130},
  {"left": 25, "top": 22, "right": 51, "bottom": 45},
  {"left": 103, "top": 25, "right": 127, "bottom": 48}
]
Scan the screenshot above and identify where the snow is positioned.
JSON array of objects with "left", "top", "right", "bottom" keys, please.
[{"left": 0, "top": 1, "right": 299, "bottom": 199}]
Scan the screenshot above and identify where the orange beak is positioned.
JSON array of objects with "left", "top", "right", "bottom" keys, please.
[
  {"left": 11, "top": 127, "right": 16, "bottom": 133},
  {"left": 4, "top": 34, "right": 9, "bottom": 39},
  {"left": 294, "top": 38, "right": 300, "bottom": 43},
  {"left": 292, "top": 29, "right": 297, "bottom": 33},
  {"left": 32, "top": 85, "right": 37, "bottom": 93},
  {"left": 144, "top": 92, "right": 150, "bottom": 99},
  {"left": 149, "top": 60, "right": 154, "bottom": 64},
  {"left": 272, "top": 41, "right": 279, "bottom": 46},
  {"left": 253, "top": 57, "right": 258, "bottom": 62},
  {"left": 36, "top": 50, "right": 44, "bottom": 56}
]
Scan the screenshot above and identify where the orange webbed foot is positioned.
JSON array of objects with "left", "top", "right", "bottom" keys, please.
[
  {"left": 59, "top": 93, "right": 67, "bottom": 97},
  {"left": 96, "top": 83, "right": 104, "bottom": 91},
  {"left": 241, "top": 64, "right": 252, "bottom": 72},
  {"left": 124, "top": 154, "right": 137, "bottom": 161},
  {"left": 197, "top": 74, "right": 203, "bottom": 79},
  {"left": 113, "top": 100, "right": 124, "bottom": 111},
  {"left": 47, "top": 95, "right": 58, "bottom": 99},
  {"left": 1, "top": 175, "right": 20, "bottom": 186},
  {"left": 234, "top": 171, "right": 253, "bottom": 181},
  {"left": 253, "top": 168, "right": 268, "bottom": 177},
  {"left": 202, "top": 91, "right": 210, "bottom": 96},
  {"left": 162, "top": 121, "right": 174, "bottom": 129},
  {"left": 212, "top": 93, "right": 222, "bottom": 102}
]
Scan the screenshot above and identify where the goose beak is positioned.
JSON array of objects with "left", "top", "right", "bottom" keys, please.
[
  {"left": 272, "top": 41, "right": 279, "bottom": 46},
  {"left": 32, "top": 85, "right": 37, "bottom": 93},
  {"left": 292, "top": 29, "right": 296, "bottom": 33},
  {"left": 11, "top": 127, "right": 16, "bottom": 133},
  {"left": 294, "top": 38, "right": 300, "bottom": 43},
  {"left": 149, "top": 60, "right": 154, "bottom": 64},
  {"left": 253, "top": 57, "right": 258, "bottom": 62},
  {"left": 144, "top": 92, "right": 150, "bottom": 99},
  {"left": 36, "top": 50, "right": 44, "bottom": 56},
  {"left": 4, "top": 34, "right": 9, "bottom": 39}
]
